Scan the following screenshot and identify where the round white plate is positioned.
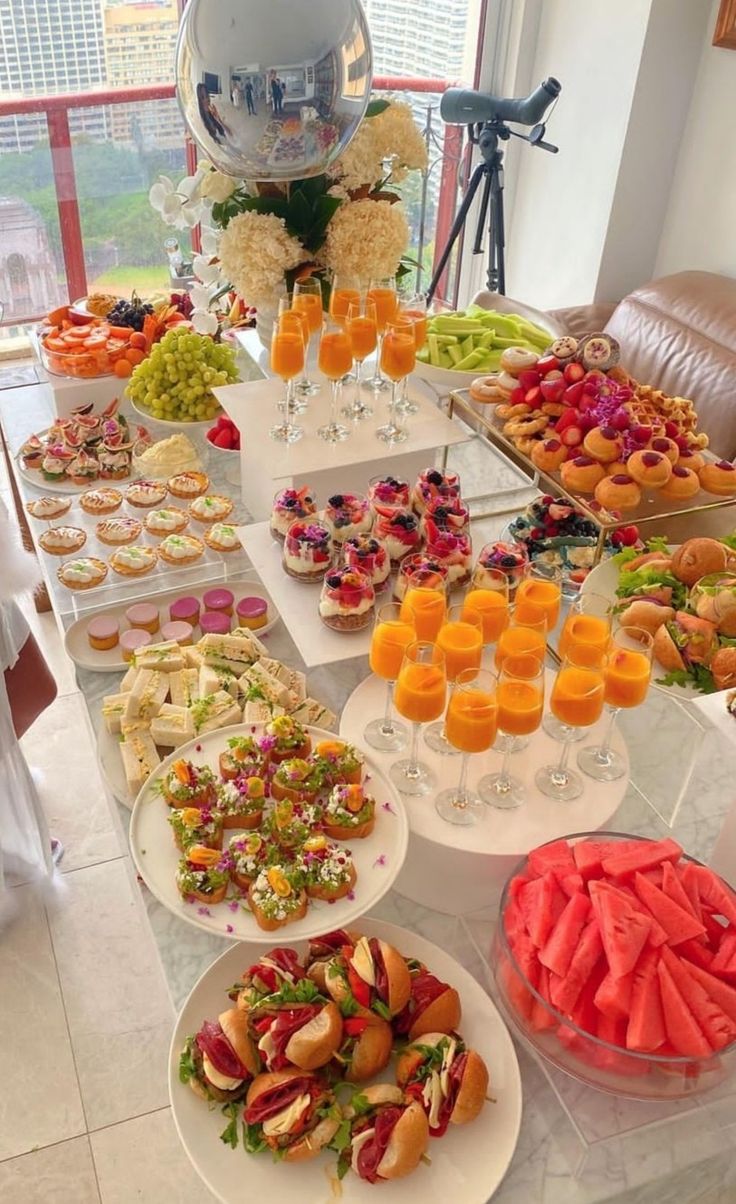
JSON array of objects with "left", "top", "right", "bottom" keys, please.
[
  {"left": 15, "top": 438, "right": 140, "bottom": 494},
  {"left": 130, "top": 724, "right": 409, "bottom": 943},
  {"left": 581, "top": 545, "right": 695, "bottom": 696},
  {"left": 169, "top": 917, "right": 523, "bottom": 1204},
  {"left": 98, "top": 723, "right": 129, "bottom": 808},
  {"left": 64, "top": 579, "right": 278, "bottom": 673},
  {"left": 130, "top": 398, "right": 220, "bottom": 429}
]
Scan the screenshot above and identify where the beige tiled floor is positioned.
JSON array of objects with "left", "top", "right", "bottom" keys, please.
[{"left": 0, "top": 587, "right": 199, "bottom": 1198}]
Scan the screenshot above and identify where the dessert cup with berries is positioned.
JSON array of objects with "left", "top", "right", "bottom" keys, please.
[
  {"left": 282, "top": 520, "right": 334, "bottom": 582},
  {"left": 319, "top": 567, "right": 375, "bottom": 631}
]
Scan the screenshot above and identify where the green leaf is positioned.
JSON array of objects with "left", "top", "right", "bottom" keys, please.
[
  {"left": 329, "top": 1117, "right": 352, "bottom": 1154},
  {"left": 296, "top": 174, "right": 330, "bottom": 203},
  {"left": 178, "top": 1037, "right": 197, "bottom": 1085},
  {"left": 366, "top": 98, "right": 390, "bottom": 118},
  {"left": 721, "top": 534, "right": 736, "bottom": 551},
  {"left": 285, "top": 189, "right": 313, "bottom": 239},
  {"left": 350, "top": 1092, "right": 372, "bottom": 1117},
  {"left": 240, "top": 195, "right": 290, "bottom": 220},
  {"left": 243, "top": 1121, "right": 268, "bottom": 1154},
  {"left": 373, "top": 999, "right": 392, "bottom": 1022},
  {"left": 219, "top": 1103, "right": 239, "bottom": 1149},
  {"left": 646, "top": 535, "right": 670, "bottom": 553}
]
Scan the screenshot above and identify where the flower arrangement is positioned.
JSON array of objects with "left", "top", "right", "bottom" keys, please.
[{"left": 149, "top": 98, "right": 428, "bottom": 319}]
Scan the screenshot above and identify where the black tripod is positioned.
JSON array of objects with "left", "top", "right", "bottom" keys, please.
[{"left": 427, "top": 119, "right": 557, "bottom": 302}]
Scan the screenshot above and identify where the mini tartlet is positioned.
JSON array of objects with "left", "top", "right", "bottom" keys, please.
[
  {"left": 144, "top": 507, "right": 189, "bottom": 535},
  {"left": 109, "top": 545, "right": 158, "bottom": 576},
  {"left": 204, "top": 523, "right": 242, "bottom": 553},
  {"left": 96, "top": 516, "right": 143, "bottom": 545},
  {"left": 125, "top": 479, "right": 168, "bottom": 508},
  {"left": 79, "top": 487, "right": 123, "bottom": 515},
  {"left": 57, "top": 557, "right": 108, "bottom": 590},
  {"left": 158, "top": 533, "right": 205, "bottom": 565},
  {"left": 26, "top": 496, "right": 72, "bottom": 521},
  {"left": 188, "top": 494, "right": 234, "bottom": 524},
  {"left": 168, "top": 471, "right": 209, "bottom": 499},
  {"left": 39, "top": 526, "right": 87, "bottom": 555}
]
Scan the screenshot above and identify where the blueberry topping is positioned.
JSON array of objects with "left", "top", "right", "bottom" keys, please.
[
  {"left": 368, "top": 539, "right": 379, "bottom": 552},
  {"left": 434, "top": 506, "right": 448, "bottom": 520},
  {"left": 284, "top": 497, "right": 297, "bottom": 507},
  {"left": 328, "top": 495, "right": 344, "bottom": 507},
  {"left": 501, "top": 555, "right": 518, "bottom": 567},
  {"left": 427, "top": 470, "right": 444, "bottom": 486},
  {"left": 326, "top": 575, "right": 342, "bottom": 588}
]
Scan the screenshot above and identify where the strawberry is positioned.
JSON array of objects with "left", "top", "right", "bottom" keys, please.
[
  {"left": 540, "top": 377, "right": 565, "bottom": 403},
  {"left": 213, "top": 429, "right": 234, "bottom": 449},
  {"left": 554, "top": 407, "right": 581, "bottom": 433},
  {"left": 536, "top": 355, "right": 560, "bottom": 376},
  {"left": 509, "top": 386, "right": 526, "bottom": 405},
  {"left": 561, "top": 426, "right": 583, "bottom": 447},
  {"left": 524, "top": 386, "right": 542, "bottom": 408},
  {"left": 564, "top": 362, "right": 585, "bottom": 384},
  {"left": 518, "top": 368, "right": 542, "bottom": 391},
  {"left": 563, "top": 381, "right": 585, "bottom": 406}
]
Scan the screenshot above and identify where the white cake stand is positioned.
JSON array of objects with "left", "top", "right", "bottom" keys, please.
[{"left": 340, "top": 669, "right": 629, "bottom": 915}]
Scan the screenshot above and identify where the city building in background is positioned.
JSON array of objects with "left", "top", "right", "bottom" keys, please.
[
  {"left": 103, "top": 0, "right": 182, "bottom": 149},
  {"left": 0, "top": 0, "right": 108, "bottom": 152}
]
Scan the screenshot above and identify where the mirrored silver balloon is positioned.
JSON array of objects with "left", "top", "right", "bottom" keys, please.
[{"left": 176, "top": 0, "right": 373, "bottom": 181}]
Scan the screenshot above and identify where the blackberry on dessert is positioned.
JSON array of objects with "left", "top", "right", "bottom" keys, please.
[
  {"left": 371, "top": 507, "right": 421, "bottom": 563},
  {"left": 323, "top": 493, "right": 372, "bottom": 544},
  {"left": 343, "top": 534, "right": 391, "bottom": 592}
]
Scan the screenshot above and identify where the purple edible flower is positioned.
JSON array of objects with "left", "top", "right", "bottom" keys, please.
[
  {"left": 227, "top": 899, "right": 240, "bottom": 912},
  {"left": 381, "top": 801, "right": 396, "bottom": 814},
  {"left": 373, "top": 854, "right": 387, "bottom": 868},
  {"left": 197, "top": 906, "right": 211, "bottom": 916},
  {"left": 226, "top": 924, "right": 235, "bottom": 934}
]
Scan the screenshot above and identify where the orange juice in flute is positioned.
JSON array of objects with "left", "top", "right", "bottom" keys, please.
[
  {"left": 269, "top": 305, "right": 305, "bottom": 444},
  {"left": 317, "top": 317, "right": 352, "bottom": 443},
  {"left": 344, "top": 298, "right": 377, "bottom": 422},
  {"left": 578, "top": 626, "right": 653, "bottom": 782},
  {"left": 391, "top": 641, "right": 447, "bottom": 796},
  {"left": 376, "top": 321, "right": 415, "bottom": 445},
  {"left": 400, "top": 583, "right": 446, "bottom": 642},
  {"left": 516, "top": 565, "right": 562, "bottom": 631},
  {"left": 397, "top": 293, "right": 428, "bottom": 416},
  {"left": 536, "top": 646, "right": 606, "bottom": 801},
  {"left": 462, "top": 569, "right": 509, "bottom": 644},
  {"left": 426, "top": 605, "right": 482, "bottom": 754},
  {"left": 436, "top": 668, "right": 498, "bottom": 826},
  {"left": 557, "top": 592, "right": 611, "bottom": 660},
  {"left": 495, "top": 603, "right": 546, "bottom": 669},
  {"left": 292, "top": 277, "right": 323, "bottom": 396},
  {"left": 329, "top": 274, "right": 361, "bottom": 326},
  {"left": 366, "top": 275, "right": 397, "bottom": 392},
  {"left": 480, "top": 654, "right": 544, "bottom": 809},
  {"left": 364, "top": 602, "right": 416, "bottom": 752}
]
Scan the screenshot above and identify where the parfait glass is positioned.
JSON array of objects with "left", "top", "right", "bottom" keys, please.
[
  {"left": 343, "top": 298, "right": 377, "bottom": 421},
  {"left": 292, "top": 278, "right": 323, "bottom": 396},
  {"left": 395, "top": 292, "right": 427, "bottom": 416},
  {"left": 269, "top": 310, "right": 305, "bottom": 443},
  {"left": 536, "top": 645, "right": 606, "bottom": 802},
  {"left": 366, "top": 275, "right": 398, "bottom": 392},
  {"left": 376, "top": 320, "right": 416, "bottom": 444},
  {"left": 436, "top": 668, "right": 498, "bottom": 826},
  {"left": 480, "top": 654, "right": 544, "bottom": 809},
  {"left": 317, "top": 317, "right": 353, "bottom": 443},
  {"left": 545, "top": 591, "right": 612, "bottom": 742},
  {"left": 425, "top": 603, "right": 483, "bottom": 754},
  {"left": 577, "top": 626, "right": 653, "bottom": 781},
  {"left": 391, "top": 641, "right": 447, "bottom": 796},
  {"left": 364, "top": 602, "right": 416, "bottom": 752}
]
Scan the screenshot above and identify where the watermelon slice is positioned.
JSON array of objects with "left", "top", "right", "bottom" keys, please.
[
  {"left": 528, "top": 838, "right": 579, "bottom": 887},
  {"left": 601, "top": 837, "right": 682, "bottom": 879},
  {"left": 596, "top": 1015, "right": 648, "bottom": 1077},
  {"left": 679, "top": 862, "right": 705, "bottom": 923},
  {"left": 572, "top": 838, "right": 642, "bottom": 879},
  {"left": 678, "top": 938, "right": 715, "bottom": 970},
  {"left": 681, "top": 961, "right": 736, "bottom": 1024},
  {"left": 633, "top": 872, "right": 706, "bottom": 944},
  {"left": 529, "top": 965, "right": 556, "bottom": 1031},
  {"left": 508, "top": 872, "right": 532, "bottom": 903},
  {"left": 558, "top": 870, "right": 585, "bottom": 898},
  {"left": 657, "top": 960, "right": 711, "bottom": 1057},
  {"left": 590, "top": 881, "right": 651, "bottom": 978},
  {"left": 539, "top": 892, "right": 591, "bottom": 977},
  {"left": 711, "top": 931, "right": 736, "bottom": 981},
  {"left": 681, "top": 864, "right": 736, "bottom": 926},
  {"left": 602, "top": 880, "right": 667, "bottom": 947},
  {"left": 518, "top": 872, "right": 567, "bottom": 949},
  {"left": 627, "top": 947, "right": 666, "bottom": 1052},
  {"left": 594, "top": 967, "right": 634, "bottom": 1021},
  {"left": 661, "top": 860, "right": 699, "bottom": 921},
  {"left": 502, "top": 929, "right": 540, "bottom": 1022},
  {"left": 549, "top": 918, "right": 603, "bottom": 1015},
  {"left": 503, "top": 902, "right": 526, "bottom": 944},
  {"left": 660, "top": 946, "right": 736, "bottom": 1051}
]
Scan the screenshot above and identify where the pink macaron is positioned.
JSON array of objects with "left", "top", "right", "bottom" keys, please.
[
  {"left": 120, "top": 628, "right": 152, "bottom": 662},
  {"left": 199, "top": 610, "right": 231, "bottom": 636},
  {"left": 202, "top": 587, "right": 234, "bottom": 616},
  {"left": 169, "top": 595, "right": 200, "bottom": 625},
  {"left": 160, "top": 620, "right": 194, "bottom": 646}
]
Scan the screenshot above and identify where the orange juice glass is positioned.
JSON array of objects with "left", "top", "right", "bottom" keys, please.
[
  {"left": 536, "top": 647, "right": 606, "bottom": 802},
  {"left": 463, "top": 577, "right": 509, "bottom": 645},
  {"left": 391, "top": 641, "right": 447, "bottom": 797},
  {"left": 578, "top": 627, "right": 653, "bottom": 783},
  {"left": 364, "top": 603, "right": 416, "bottom": 752},
  {"left": 377, "top": 321, "right": 415, "bottom": 446},
  {"left": 366, "top": 276, "right": 397, "bottom": 394},
  {"left": 480, "top": 655, "right": 544, "bottom": 810},
  {"left": 269, "top": 308, "right": 305, "bottom": 444},
  {"left": 344, "top": 298, "right": 377, "bottom": 423},
  {"left": 329, "top": 274, "right": 361, "bottom": 326},
  {"left": 400, "top": 584, "right": 446, "bottom": 642},
  {"left": 558, "top": 591, "right": 611, "bottom": 660},
  {"left": 293, "top": 278, "right": 323, "bottom": 397},
  {"left": 317, "top": 318, "right": 352, "bottom": 444},
  {"left": 495, "top": 604, "right": 547, "bottom": 669},
  {"left": 516, "top": 566, "right": 562, "bottom": 631},
  {"left": 437, "top": 667, "right": 498, "bottom": 826},
  {"left": 426, "top": 605, "right": 482, "bottom": 754},
  {"left": 396, "top": 294, "right": 427, "bottom": 417}
]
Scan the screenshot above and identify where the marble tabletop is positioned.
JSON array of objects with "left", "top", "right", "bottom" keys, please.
[{"left": 2, "top": 365, "right": 736, "bottom": 1204}]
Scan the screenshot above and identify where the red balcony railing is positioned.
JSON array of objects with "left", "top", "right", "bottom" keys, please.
[{"left": 0, "top": 77, "right": 464, "bottom": 324}]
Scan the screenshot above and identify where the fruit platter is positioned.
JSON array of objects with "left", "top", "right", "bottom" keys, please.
[
  {"left": 493, "top": 832, "right": 736, "bottom": 1100},
  {"left": 585, "top": 535, "right": 736, "bottom": 694},
  {"left": 126, "top": 327, "right": 239, "bottom": 425},
  {"left": 415, "top": 303, "right": 555, "bottom": 387},
  {"left": 16, "top": 401, "right": 146, "bottom": 493},
  {"left": 467, "top": 331, "right": 733, "bottom": 516}
]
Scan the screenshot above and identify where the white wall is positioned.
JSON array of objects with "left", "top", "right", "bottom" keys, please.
[{"left": 655, "top": 0, "right": 736, "bottom": 280}]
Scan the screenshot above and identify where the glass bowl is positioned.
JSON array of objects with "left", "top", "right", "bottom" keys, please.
[
  {"left": 38, "top": 332, "right": 117, "bottom": 379},
  {"left": 492, "top": 831, "right": 736, "bottom": 1100}
]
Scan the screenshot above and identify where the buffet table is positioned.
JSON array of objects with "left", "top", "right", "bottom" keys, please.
[{"left": 3, "top": 370, "right": 736, "bottom": 1203}]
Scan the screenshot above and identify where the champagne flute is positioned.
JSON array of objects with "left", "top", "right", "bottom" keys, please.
[
  {"left": 495, "top": 603, "right": 547, "bottom": 670},
  {"left": 546, "top": 591, "right": 612, "bottom": 742},
  {"left": 399, "top": 580, "right": 447, "bottom": 642},
  {"left": 276, "top": 296, "right": 309, "bottom": 414},
  {"left": 329, "top": 272, "right": 362, "bottom": 384},
  {"left": 366, "top": 275, "right": 398, "bottom": 392},
  {"left": 344, "top": 298, "right": 377, "bottom": 421},
  {"left": 391, "top": 640, "right": 447, "bottom": 796},
  {"left": 577, "top": 626, "right": 653, "bottom": 781},
  {"left": 425, "top": 603, "right": 483, "bottom": 754},
  {"left": 462, "top": 569, "right": 509, "bottom": 646},
  {"left": 436, "top": 668, "right": 498, "bottom": 826},
  {"left": 395, "top": 292, "right": 427, "bottom": 416},
  {"left": 516, "top": 564, "right": 562, "bottom": 632},
  {"left": 292, "top": 278, "right": 323, "bottom": 396},
  {"left": 269, "top": 310, "right": 305, "bottom": 443},
  {"left": 376, "top": 320, "right": 416, "bottom": 444},
  {"left": 536, "top": 645, "right": 606, "bottom": 802},
  {"left": 364, "top": 602, "right": 416, "bottom": 751},
  {"left": 317, "top": 317, "right": 352, "bottom": 443},
  {"left": 479, "top": 654, "right": 544, "bottom": 809}
]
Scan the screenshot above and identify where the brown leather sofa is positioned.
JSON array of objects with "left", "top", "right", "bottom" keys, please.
[{"left": 551, "top": 271, "right": 736, "bottom": 461}]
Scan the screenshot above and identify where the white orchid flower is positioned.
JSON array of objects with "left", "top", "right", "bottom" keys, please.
[
  {"left": 180, "top": 200, "right": 203, "bottom": 228},
  {"left": 178, "top": 174, "right": 201, "bottom": 200},
  {"left": 193, "top": 255, "right": 221, "bottom": 285},
  {"left": 148, "top": 175, "right": 175, "bottom": 210},
  {"left": 190, "top": 283, "right": 214, "bottom": 310},
  {"left": 200, "top": 227, "right": 220, "bottom": 256},
  {"left": 191, "top": 309, "right": 219, "bottom": 335}
]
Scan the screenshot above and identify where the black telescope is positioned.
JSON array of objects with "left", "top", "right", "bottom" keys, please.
[{"left": 440, "top": 77, "right": 561, "bottom": 128}]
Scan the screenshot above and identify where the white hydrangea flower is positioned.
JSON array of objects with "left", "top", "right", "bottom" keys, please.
[{"left": 191, "top": 309, "right": 219, "bottom": 335}]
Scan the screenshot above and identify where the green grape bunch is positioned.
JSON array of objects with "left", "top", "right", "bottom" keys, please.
[{"left": 125, "top": 328, "right": 240, "bottom": 422}]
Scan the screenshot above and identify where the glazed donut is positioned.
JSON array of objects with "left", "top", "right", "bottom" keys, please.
[
  {"left": 582, "top": 425, "right": 623, "bottom": 464},
  {"left": 504, "top": 415, "right": 549, "bottom": 438},
  {"left": 594, "top": 473, "right": 642, "bottom": 512},
  {"left": 676, "top": 447, "right": 705, "bottom": 472},
  {"left": 531, "top": 438, "right": 568, "bottom": 472},
  {"left": 470, "top": 375, "right": 505, "bottom": 404},
  {"left": 515, "top": 437, "right": 538, "bottom": 456},
  {"left": 659, "top": 465, "right": 701, "bottom": 500},
  {"left": 626, "top": 450, "right": 672, "bottom": 489},
  {"left": 648, "top": 436, "right": 679, "bottom": 465},
  {"left": 496, "top": 403, "right": 530, "bottom": 420},
  {"left": 496, "top": 370, "right": 519, "bottom": 396},
  {"left": 699, "top": 460, "right": 736, "bottom": 496},
  {"left": 560, "top": 455, "right": 606, "bottom": 494},
  {"left": 500, "top": 346, "right": 539, "bottom": 376}
]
